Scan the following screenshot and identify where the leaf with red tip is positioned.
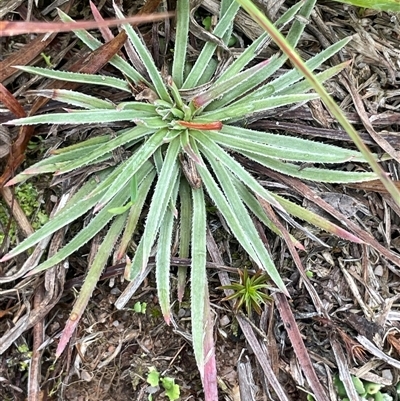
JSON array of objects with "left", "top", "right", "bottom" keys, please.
[{"left": 56, "top": 213, "right": 126, "bottom": 357}]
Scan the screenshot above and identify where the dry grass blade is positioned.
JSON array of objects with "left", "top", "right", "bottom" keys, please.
[
  {"left": 0, "top": 83, "right": 26, "bottom": 118},
  {"left": 330, "top": 339, "right": 361, "bottom": 401},
  {"left": 274, "top": 293, "right": 329, "bottom": 401},
  {"left": 356, "top": 336, "right": 400, "bottom": 370},
  {"left": 237, "top": 352, "right": 257, "bottom": 401},
  {"left": 341, "top": 71, "right": 400, "bottom": 163},
  {"left": 0, "top": 12, "right": 174, "bottom": 37}
]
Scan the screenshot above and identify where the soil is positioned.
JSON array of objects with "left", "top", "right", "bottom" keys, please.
[{"left": 1, "top": 1, "right": 400, "bottom": 401}]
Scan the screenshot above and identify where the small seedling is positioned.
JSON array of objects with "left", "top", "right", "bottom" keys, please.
[
  {"left": 133, "top": 301, "right": 147, "bottom": 314},
  {"left": 334, "top": 374, "right": 390, "bottom": 401},
  {"left": 146, "top": 366, "right": 180, "bottom": 401},
  {"left": 40, "top": 52, "right": 53, "bottom": 68},
  {"left": 219, "top": 268, "right": 272, "bottom": 317}
]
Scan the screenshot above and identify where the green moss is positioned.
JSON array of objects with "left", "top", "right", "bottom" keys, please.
[{"left": 0, "top": 183, "right": 48, "bottom": 244}]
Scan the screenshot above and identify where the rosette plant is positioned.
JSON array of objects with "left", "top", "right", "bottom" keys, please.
[{"left": 1, "top": 0, "right": 379, "bottom": 397}]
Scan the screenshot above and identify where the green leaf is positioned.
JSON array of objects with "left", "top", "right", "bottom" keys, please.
[
  {"left": 7, "top": 108, "right": 157, "bottom": 126},
  {"left": 15, "top": 66, "right": 131, "bottom": 92},
  {"left": 0, "top": 174, "right": 106, "bottom": 261},
  {"left": 28, "top": 89, "right": 116, "bottom": 110},
  {"left": 147, "top": 367, "right": 160, "bottom": 387},
  {"left": 127, "top": 138, "right": 181, "bottom": 280},
  {"left": 239, "top": 149, "right": 377, "bottom": 183},
  {"left": 54, "top": 125, "right": 153, "bottom": 175},
  {"left": 172, "top": 0, "right": 190, "bottom": 88},
  {"left": 177, "top": 179, "right": 191, "bottom": 301},
  {"left": 233, "top": 177, "right": 301, "bottom": 247},
  {"left": 191, "top": 186, "right": 207, "bottom": 371},
  {"left": 193, "top": 132, "right": 285, "bottom": 211},
  {"left": 56, "top": 210, "right": 128, "bottom": 350},
  {"left": 214, "top": 1, "right": 305, "bottom": 84},
  {"left": 28, "top": 169, "right": 153, "bottom": 274},
  {"left": 161, "top": 377, "right": 180, "bottom": 401},
  {"left": 156, "top": 202, "right": 178, "bottom": 323},
  {"left": 201, "top": 93, "right": 319, "bottom": 122},
  {"left": 116, "top": 168, "right": 156, "bottom": 260},
  {"left": 332, "top": 0, "right": 400, "bottom": 12},
  {"left": 209, "top": 130, "right": 369, "bottom": 164},
  {"left": 113, "top": 4, "right": 172, "bottom": 102},
  {"left": 192, "top": 58, "right": 274, "bottom": 110}
]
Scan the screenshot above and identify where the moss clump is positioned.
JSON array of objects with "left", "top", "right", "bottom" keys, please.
[{"left": 0, "top": 183, "right": 48, "bottom": 244}]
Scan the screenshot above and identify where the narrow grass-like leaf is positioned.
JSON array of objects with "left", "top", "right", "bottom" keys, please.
[
  {"left": 273, "top": 42, "right": 351, "bottom": 94},
  {"left": 220, "top": 0, "right": 235, "bottom": 43},
  {"left": 10, "top": 140, "right": 109, "bottom": 179},
  {"left": 205, "top": 0, "right": 316, "bottom": 111},
  {"left": 219, "top": 125, "right": 370, "bottom": 162},
  {"left": 7, "top": 140, "right": 112, "bottom": 183},
  {"left": 15, "top": 66, "right": 131, "bottom": 92},
  {"left": 172, "top": 0, "right": 190, "bottom": 88},
  {"left": 182, "top": 1, "right": 241, "bottom": 89},
  {"left": 28, "top": 89, "right": 116, "bottom": 110},
  {"left": 177, "top": 179, "right": 191, "bottom": 301},
  {"left": 197, "top": 59, "right": 219, "bottom": 87},
  {"left": 116, "top": 168, "right": 156, "bottom": 259},
  {"left": 284, "top": 0, "right": 316, "bottom": 48},
  {"left": 233, "top": 178, "right": 303, "bottom": 249},
  {"left": 128, "top": 138, "right": 181, "bottom": 279},
  {"left": 27, "top": 161, "right": 155, "bottom": 273},
  {"left": 277, "top": 62, "right": 350, "bottom": 97},
  {"left": 141, "top": 139, "right": 181, "bottom": 268},
  {"left": 192, "top": 147, "right": 263, "bottom": 268},
  {"left": 208, "top": 131, "right": 369, "bottom": 164},
  {"left": 201, "top": 93, "right": 319, "bottom": 122},
  {"left": 156, "top": 207, "right": 175, "bottom": 324},
  {"left": 55, "top": 211, "right": 127, "bottom": 357},
  {"left": 271, "top": 193, "right": 364, "bottom": 243},
  {"left": 205, "top": 153, "right": 287, "bottom": 293},
  {"left": 191, "top": 186, "right": 207, "bottom": 372},
  {"left": 7, "top": 108, "right": 157, "bottom": 126},
  {"left": 239, "top": 149, "right": 378, "bottom": 183},
  {"left": 113, "top": 4, "right": 171, "bottom": 103},
  {"left": 58, "top": 9, "right": 150, "bottom": 86},
  {"left": 27, "top": 153, "right": 112, "bottom": 175},
  {"left": 51, "top": 135, "right": 111, "bottom": 154}
]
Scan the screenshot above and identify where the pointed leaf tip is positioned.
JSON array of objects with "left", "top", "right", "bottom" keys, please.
[{"left": 0, "top": 254, "right": 13, "bottom": 262}]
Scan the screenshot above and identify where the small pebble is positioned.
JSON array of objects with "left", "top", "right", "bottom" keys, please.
[{"left": 220, "top": 315, "right": 230, "bottom": 327}]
